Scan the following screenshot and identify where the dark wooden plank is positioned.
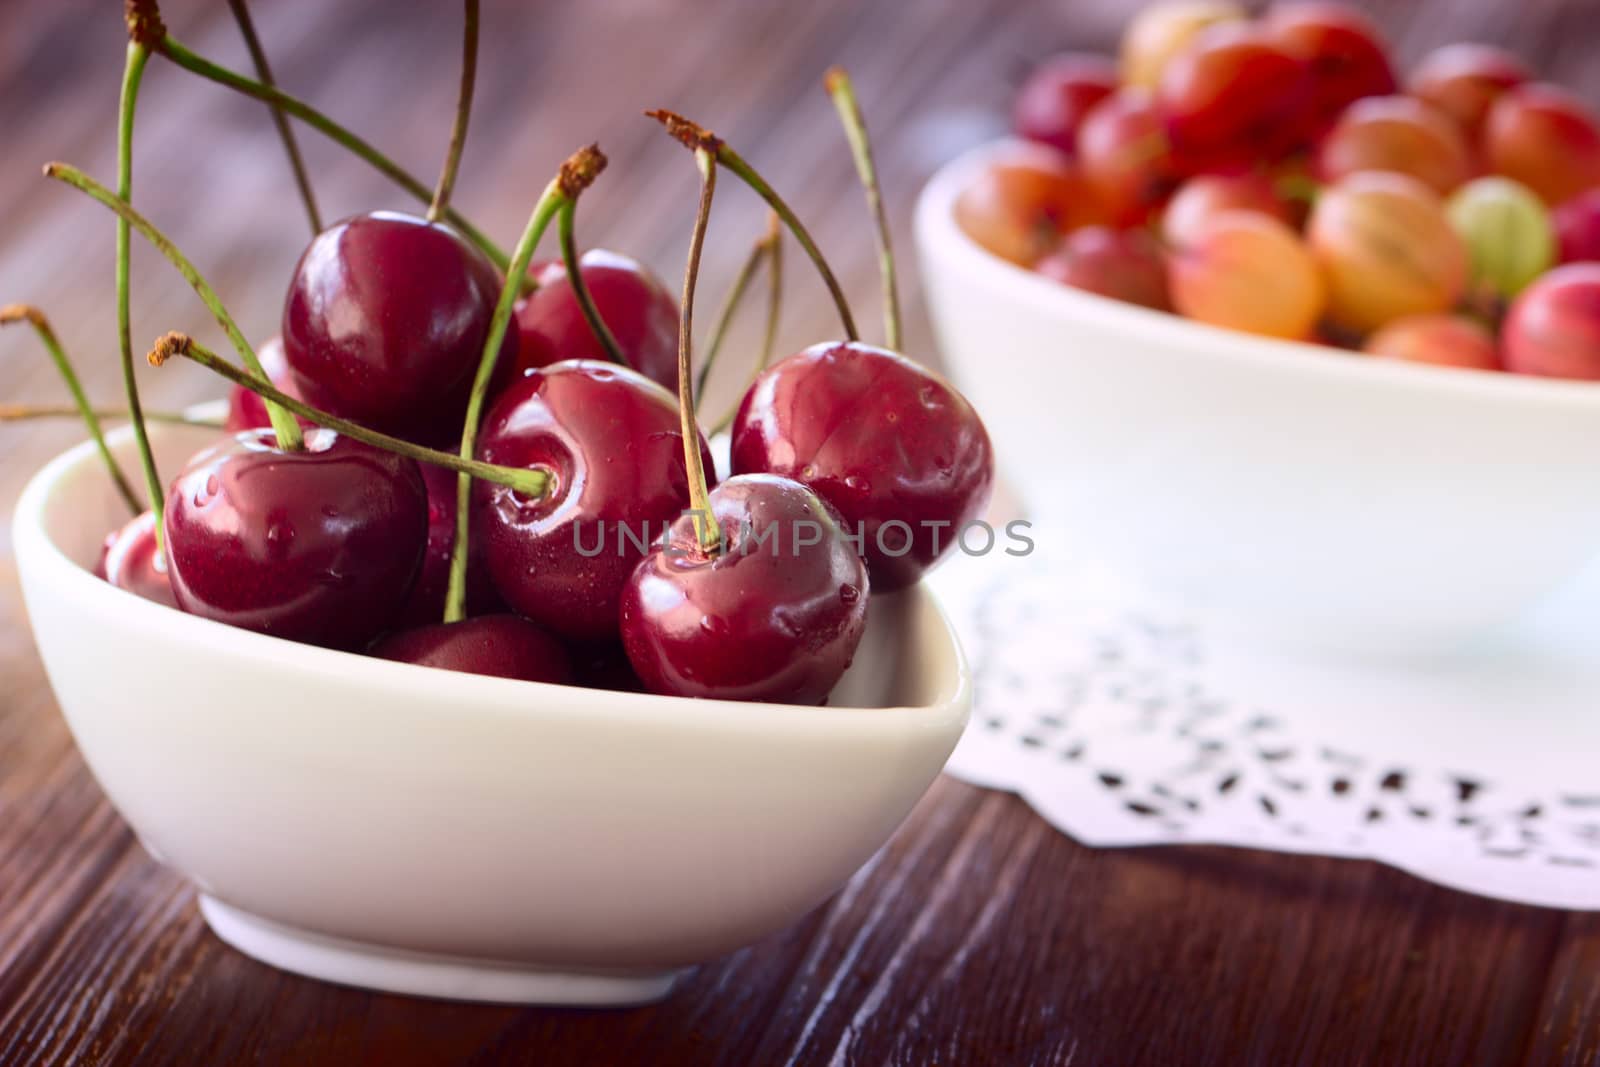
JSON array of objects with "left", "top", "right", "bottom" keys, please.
[
  {"left": 1528, "top": 915, "right": 1600, "bottom": 1067},
  {"left": 2, "top": 0, "right": 1600, "bottom": 1064}
]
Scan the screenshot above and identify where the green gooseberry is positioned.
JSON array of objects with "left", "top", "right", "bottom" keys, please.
[{"left": 1446, "top": 176, "right": 1555, "bottom": 299}]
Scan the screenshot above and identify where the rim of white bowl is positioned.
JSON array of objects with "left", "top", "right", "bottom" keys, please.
[
  {"left": 13, "top": 422, "right": 971, "bottom": 734},
  {"left": 915, "top": 139, "right": 1600, "bottom": 411}
]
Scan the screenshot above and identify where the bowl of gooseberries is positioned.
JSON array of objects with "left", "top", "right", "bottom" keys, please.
[{"left": 915, "top": 0, "right": 1600, "bottom": 655}]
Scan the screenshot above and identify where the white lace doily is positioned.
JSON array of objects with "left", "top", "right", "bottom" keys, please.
[{"left": 929, "top": 553, "right": 1600, "bottom": 911}]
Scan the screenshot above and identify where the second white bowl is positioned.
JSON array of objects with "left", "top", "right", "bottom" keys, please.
[{"left": 916, "top": 141, "right": 1600, "bottom": 655}]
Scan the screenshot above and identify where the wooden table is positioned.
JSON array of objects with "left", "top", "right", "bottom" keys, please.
[{"left": 2, "top": 0, "right": 1597, "bottom": 1062}]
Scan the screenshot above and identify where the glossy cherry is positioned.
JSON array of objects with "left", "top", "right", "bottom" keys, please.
[
  {"left": 282, "top": 211, "right": 516, "bottom": 440},
  {"left": 396, "top": 460, "right": 503, "bottom": 627},
  {"left": 512, "top": 250, "right": 678, "bottom": 392},
  {"left": 94, "top": 510, "right": 177, "bottom": 609},
  {"left": 163, "top": 427, "right": 428, "bottom": 648},
  {"left": 731, "top": 342, "right": 995, "bottom": 591},
  {"left": 472, "top": 360, "right": 714, "bottom": 642},
  {"left": 371, "top": 614, "right": 574, "bottom": 684},
  {"left": 224, "top": 335, "right": 310, "bottom": 433},
  {"left": 1012, "top": 53, "right": 1120, "bottom": 156},
  {"left": 620, "top": 474, "right": 868, "bottom": 704}
]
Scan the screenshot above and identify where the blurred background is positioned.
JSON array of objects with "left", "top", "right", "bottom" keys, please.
[{"left": 0, "top": 0, "right": 1596, "bottom": 528}]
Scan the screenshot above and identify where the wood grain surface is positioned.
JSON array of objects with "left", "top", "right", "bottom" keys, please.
[{"left": 2, "top": 1, "right": 1598, "bottom": 1064}]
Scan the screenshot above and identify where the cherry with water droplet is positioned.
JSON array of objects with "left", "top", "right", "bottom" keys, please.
[
  {"left": 731, "top": 342, "right": 994, "bottom": 590},
  {"left": 621, "top": 474, "right": 868, "bottom": 704},
  {"left": 164, "top": 427, "right": 429, "bottom": 648},
  {"left": 282, "top": 211, "right": 517, "bottom": 441},
  {"left": 473, "top": 359, "right": 713, "bottom": 642},
  {"left": 512, "top": 250, "right": 678, "bottom": 392}
]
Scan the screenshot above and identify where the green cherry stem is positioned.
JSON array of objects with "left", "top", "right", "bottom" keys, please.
[
  {"left": 557, "top": 198, "right": 632, "bottom": 369},
  {"left": 225, "top": 0, "right": 321, "bottom": 233},
  {"left": 443, "top": 145, "right": 608, "bottom": 623},
  {"left": 824, "top": 67, "right": 900, "bottom": 350},
  {"left": 115, "top": 39, "right": 165, "bottom": 550},
  {"left": 706, "top": 216, "right": 783, "bottom": 437},
  {"left": 133, "top": 17, "right": 509, "bottom": 271},
  {"left": 148, "top": 333, "right": 549, "bottom": 498},
  {"left": 645, "top": 109, "right": 858, "bottom": 342},
  {"left": 44, "top": 161, "right": 304, "bottom": 453},
  {"left": 428, "top": 0, "right": 479, "bottom": 223},
  {"left": 694, "top": 211, "right": 777, "bottom": 403},
  {"left": 677, "top": 148, "right": 722, "bottom": 554},
  {"left": 0, "top": 404, "right": 221, "bottom": 428},
  {"left": 0, "top": 304, "right": 141, "bottom": 515}
]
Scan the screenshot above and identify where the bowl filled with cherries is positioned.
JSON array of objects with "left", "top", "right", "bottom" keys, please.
[
  {"left": 9, "top": 3, "right": 992, "bottom": 1005},
  {"left": 916, "top": 0, "right": 1600, "bottom": 654}
]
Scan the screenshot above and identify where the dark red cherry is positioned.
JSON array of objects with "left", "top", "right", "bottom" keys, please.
[
  {"left": 224, "top": 336, "right": 312, "bottom": 433},
  {"left": 730, "top": 342, "right": 994, "bottom": 591},
  {"left": 512, "top": 250, "right": 678, "bottom": 392},
  {"left": 370, "top": 614, "right": 573, "bottom": 683},
  {"left": 164, "top": 428, "right": 428, "bottom": 648},
  {"left": 395, "top": 460, "right": 504, "bottom": 627},
  {"left": 282, "top": 211, "right": 516, "bottom": 440},
  {"left": 473, "top": 360, "right": 714, "bottom": 642},
  {"left": 620, "top": 474, "right": 868, "bottom": 705},
  {"left": 94, "top": 510, "right": 177, "bottom": 609},
  {"left": 1012, "top": 53, "right": 1119, "bottom": 157}
]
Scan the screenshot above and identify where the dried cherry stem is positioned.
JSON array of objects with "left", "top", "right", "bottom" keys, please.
[
  {"left": 226, "top": 0, "right": 321, "bottom": 233},
  {"left": 694, "top": 211, "right": 779, "bottom": 403},
  {"left": 645, "top": 109, "right": 858, "bottom": 341},
  {"left": 676, "top": 148, "right": 722, "bottom": 554},
  {"left": 0, "top": 304, "right": 141, "bottom": 514},
  {"left": 45, "top": 162, "right": 304, "bottom": 453},
  {"left": 443, "top": 145, "right": 608, "bottom": 623},
  {"left": 428, "top": 0, "right": 479, "bottom": 223},
  {"left": 0, "top": 404, "right": 220, "bottom": 428},
  {"left": 557, "top": 198, "right": 631, "bottom": 369},
  {"left": 825, "top": 67, "right": 900, "bottom": 350},
  {"left": 707, "top": 216, "right": 782, "bottom": 437},
  {"left": 128, "top": 1, "right": 509, "bottom": 271},
  {"left": 148, "top": 333, "right": 549, "bottom": 498},
  {"left": 115, "top": 38, "right": 165, "bottom": 548}
]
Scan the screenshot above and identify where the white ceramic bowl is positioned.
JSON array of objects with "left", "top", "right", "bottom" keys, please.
[
  {"left": 13, "top": 417, "right": 969, "bottom": 1004},
  {"left": 916, "top": 140, "right": 1600, "bottom": 655}
]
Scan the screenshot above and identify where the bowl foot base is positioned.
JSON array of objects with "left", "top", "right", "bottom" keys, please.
[{"left": 198, "top": 896, "right": 682, "bottom": 1005}]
